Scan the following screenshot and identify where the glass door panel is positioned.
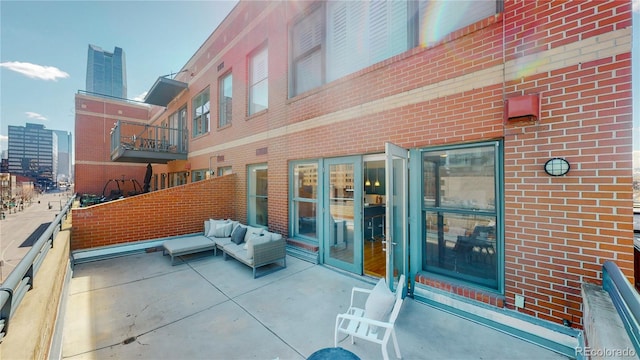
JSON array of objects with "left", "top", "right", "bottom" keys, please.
[
  {"left": 385, "top": 142, "right": 408, "bottom": 293},
  {"left": 324, "top": 156, "right": 362, "bottom": 274}
]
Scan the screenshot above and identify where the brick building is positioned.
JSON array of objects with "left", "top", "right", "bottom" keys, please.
[{"left": 74, "top": 0, "right": 634, "bottom": 352}]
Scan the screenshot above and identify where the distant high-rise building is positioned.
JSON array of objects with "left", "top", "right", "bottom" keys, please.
[
  {"left": 7, "top": 123, "right": 57, "bottom": 189},
  {"left": 53, "top": 130, "right": 73, "bottom": 182},
  {"left": 86, "top": 45, "right": 127, "bottom": 98}
]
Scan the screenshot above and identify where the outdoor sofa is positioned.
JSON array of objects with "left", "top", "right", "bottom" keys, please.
[{"left": 162, "top": 219, "right": 287, "bottom": 278}]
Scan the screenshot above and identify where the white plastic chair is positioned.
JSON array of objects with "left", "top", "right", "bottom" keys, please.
[{"left": 334, "top": 275, "right": 406, "bottom": 360}]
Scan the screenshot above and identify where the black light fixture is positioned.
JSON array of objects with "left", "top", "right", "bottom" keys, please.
[{"left": 544, "top": 158, "right": 570, "bottom": 176}]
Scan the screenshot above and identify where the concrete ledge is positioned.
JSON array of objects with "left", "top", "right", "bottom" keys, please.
[
  {"left": 582, "top": 283, "right": 638, "bottom": 359},
  {"left": 414, "top": 284, "right": 582, "bottom": 359}
]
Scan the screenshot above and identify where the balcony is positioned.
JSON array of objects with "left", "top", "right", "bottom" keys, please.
[{"left": 110, "top": 120, "right": 188, "bottom": 164}]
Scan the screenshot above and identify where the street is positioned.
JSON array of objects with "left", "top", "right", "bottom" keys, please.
[{"left": 0, "top": 190, "right": 74, "bottom": 283}]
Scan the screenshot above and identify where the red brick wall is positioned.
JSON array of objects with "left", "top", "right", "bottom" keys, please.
[
  {"left": 72, "top": 0, "right": 634, "bottom": 328},
  {"left": 71, "top": 175, "right": 236, "bottom": 250},
  {"left": 74, "top": 94, "right": 151, "bottom": 195}
]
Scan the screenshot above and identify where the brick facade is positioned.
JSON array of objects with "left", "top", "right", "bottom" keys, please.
[
  {"left": 71, "top": 175, "right": 236, "bottom": 250},
  {"left": 74, "top": 0, "right": 634, "bottom": 328}
]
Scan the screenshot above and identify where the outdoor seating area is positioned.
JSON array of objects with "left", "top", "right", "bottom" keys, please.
[
  {"left": 161, "top": 219, "right": 287, "bottom": 277},
  {"left": 61, "top": 251, "right": 570, "bottom": 359}
]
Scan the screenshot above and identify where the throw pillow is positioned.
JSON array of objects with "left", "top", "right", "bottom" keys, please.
[
  {"left": 246, "top": 234, "right": 269, "bottom": 259},
  {"left": 244, "top": 226, "right": 264, "bottom": 243},
  {"left": 231, "top": 226, "right": 247, "bottom": 245},
  {"left": 212, "top": 222, "right": 233, "bottom": 238},
  {"left": 364, "top": 278, "right": 395, "bottom": 332},
  {"left": 207, "top": 219, "right": 228, "bottom": 237}
]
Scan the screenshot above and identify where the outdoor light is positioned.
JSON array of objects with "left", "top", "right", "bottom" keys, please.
[{"left": 544, "top": 158, "right": 570, "bottom": 177}]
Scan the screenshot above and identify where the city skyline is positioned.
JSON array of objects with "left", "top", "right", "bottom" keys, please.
[{"left": 0, "top": 1, "right": 238, "bottom": 153}]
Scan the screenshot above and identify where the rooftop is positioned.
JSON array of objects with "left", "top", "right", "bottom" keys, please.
[{"left": 61, "top": 251, "right": 568, "bottom": 359}]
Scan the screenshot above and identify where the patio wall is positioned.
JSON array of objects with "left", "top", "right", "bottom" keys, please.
[{"left": 71, "top": 175, "right": 236, "bottom": 250}]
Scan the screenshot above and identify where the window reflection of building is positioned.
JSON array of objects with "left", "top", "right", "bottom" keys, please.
[{"left": 423, "top": 142, "right": 500, "bottom": 290}]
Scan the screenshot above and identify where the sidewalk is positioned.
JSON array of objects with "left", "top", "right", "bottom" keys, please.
[
  {"left": 0, "top": 190, "right": 73, "bottom": 283},
  {"left": 62, "top": 251, "right": 569, "bottom": 359}
]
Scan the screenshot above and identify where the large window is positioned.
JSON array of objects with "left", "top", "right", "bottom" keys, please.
[
  {"left": 192, "top": 88, "right": 210, "bottom": 137},
  {"left": 290, "top": 161, "right": 319, "bottom": 240},
  {"left": 248, "top": 164, "right": 268, "bottom": 227},
  {"left": 289, "top": 1, "right": 500, "bottom": 97},
  {"left": 248, "top": 47, "right": 268, "bottom": 115},
  {"left": 422, "top": 142, "right": 502, "bottom": 291},
  {"left": 291, "top": 5, "right": 324, "bottom": 96},
  {"left": 219, "top": 72, "right": 232, "bottom": 127}
]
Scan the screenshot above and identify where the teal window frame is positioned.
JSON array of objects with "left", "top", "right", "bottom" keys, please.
[
  {"left": 248, "top": 163, "right": 268, "bottom": 228},
  {"left": 219, "top": 72, "right": 232, "bottom": 128},
  {"left": 289, "top": 160, "right": 320, "bottom": 242},
  {"left": 192, "top": 88, "right": 210, "bottom": 137},
  {"left": 419, "top": 140, "right": 504, "bottom": 293}
]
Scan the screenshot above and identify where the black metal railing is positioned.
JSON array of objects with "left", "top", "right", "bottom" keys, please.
[
  {"left": 0, "top": 195, "right": 74, "bottom": 341},
  {"left": 602, "top": 260, "right": 640, "bottom": 354},
  {"left": 110, "top": 120, "right": 188, "bottom": 156}
]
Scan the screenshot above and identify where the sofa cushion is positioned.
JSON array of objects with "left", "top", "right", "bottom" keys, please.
[
  {"left": 207, "top": 219, "right": 229, "bottom": 237},
  {"left": 212, "top": 237, "right": 232, "bottom": 248},
  {"left": 365, "top": 278, "right": 395, "bottom": 327},
  {"left": 246, "top": 234, "right": 270, "bottom": 259},
  {"left": 231, "top": 226, "right": 247, "bottom": 245},
  {"left": 244, "top": 226, "right": 264, "bottom": 243},
  {"left": 211, "top": 222, "right": 233, "bottom": 238}
]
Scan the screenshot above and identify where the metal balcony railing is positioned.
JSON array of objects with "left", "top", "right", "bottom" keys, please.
[
  {"left": 0, "top": 195, "right": 74, "bottom": 341},
  {"left": 110, "top": 120, "right": 188, "bottom": 163}
]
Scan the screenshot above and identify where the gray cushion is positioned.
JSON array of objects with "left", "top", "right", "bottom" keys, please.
[
  {"left": 365, "top": 278, "right": 395, "bottom": 327},
  {"left": 231, "top": 226, "right": 247, "bottom": 245}
]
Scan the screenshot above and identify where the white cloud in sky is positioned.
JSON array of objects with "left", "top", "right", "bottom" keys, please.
[
  {"left": 0, "top": 61, "right": 69, "bottom": 81},
  {"left": 133, "top": 91, "right": 148, "bottom": 102},
  {"left": 634, "top": 0, "right": 639, "bottom": 13},
  {"left": 25, "top": 111, "right": 47, "bottom": 121}
]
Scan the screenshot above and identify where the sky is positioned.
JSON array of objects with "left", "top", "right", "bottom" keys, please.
[
  {"left": 0, "top": 0, "right": 238, "bottom": 153},
  {"left": 0, "top": 0, "right": 639, "bottom": 162}
]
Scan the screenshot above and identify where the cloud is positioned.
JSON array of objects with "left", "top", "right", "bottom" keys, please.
[
  {"left": 25, "top": 112, "right": 47, "bottom": 121},
  {"left": 0, "top": 61, "right": 69, "bottom": 81},
  {"left": 635, "top": 0, "right": 639, "bottom": 13},
  {"left": 133, "top": 91, "right": 148, "bottom": 102}
]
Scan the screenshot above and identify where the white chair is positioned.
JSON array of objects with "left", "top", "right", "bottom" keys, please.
[{"left": 334, "top": 275, "right": 406, "bottom": 360}]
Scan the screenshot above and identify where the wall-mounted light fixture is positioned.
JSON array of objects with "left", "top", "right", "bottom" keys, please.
[{"left": 544, "top": 158, "right": 570, "bottom": 176}]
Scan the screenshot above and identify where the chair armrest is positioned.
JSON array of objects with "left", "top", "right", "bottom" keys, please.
[
  {"left": 252, "top": 237, "right": 286, "bottom": 266},
  {"left": 335, "top": 313, "right": 395, "bottom": 331}
]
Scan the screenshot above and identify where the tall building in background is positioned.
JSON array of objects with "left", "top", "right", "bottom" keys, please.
[
  {"left": 86, "top": 44, "right": 127, "bottom": 98},
  {"left": 7, "top": 123, "right": 57, "bottom": 189},
  {"left": 53, "top": 130, "right": 73, "bottom": 182}
]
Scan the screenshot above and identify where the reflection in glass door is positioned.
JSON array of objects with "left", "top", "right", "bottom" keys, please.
[
  {"left": 385, "top": 142, "right": 408, "bottom": 293},
  {"left": 324, "top": 157, "right": 362, "bottom": 274}
]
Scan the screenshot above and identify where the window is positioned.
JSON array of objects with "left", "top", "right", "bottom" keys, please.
[
  {"left": 217, "top": 166, "right": 232, "bottom": 176},
  {"left": 248, "top": 47, "right": 268, "bottom": 115},
  {"left": 191, "top": 170, "right": 206, "bottom": 182},
  {"left": 290, "top": 161, "right": 319, "bottom": 240},
  {"left": 291, "top": 6, "right": 324, "bottom": 96},
  {"left": 289, "top": 1, "right": 500, "bottom": 96},
  {"left": 248, "top": 164, "right": 268, "bottom": 227},
  {"left": 422, "top": 141, "right": 502, "bottom": 290},
  {"left": 192, "top": 88, "right": 210, "bottom": 137},
  {"left": 219, "top": 73, "right": 233, "bottom": 127}
]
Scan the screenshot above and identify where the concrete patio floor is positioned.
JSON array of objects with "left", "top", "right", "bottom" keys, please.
[{"left": 62, "top": 251, "right": 569, "bottom": 359}]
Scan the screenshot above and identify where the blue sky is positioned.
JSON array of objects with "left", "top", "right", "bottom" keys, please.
[
  {"left": 0, "top": 0, "right": 238, "bottom": 152},
  {"left": 0, "top": 1, "right": 639, "bottom": 161}
]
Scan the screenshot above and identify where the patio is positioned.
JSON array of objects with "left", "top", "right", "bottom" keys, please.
[{"left": 61, "top": 251, "right": 569, "bottom": 359}]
